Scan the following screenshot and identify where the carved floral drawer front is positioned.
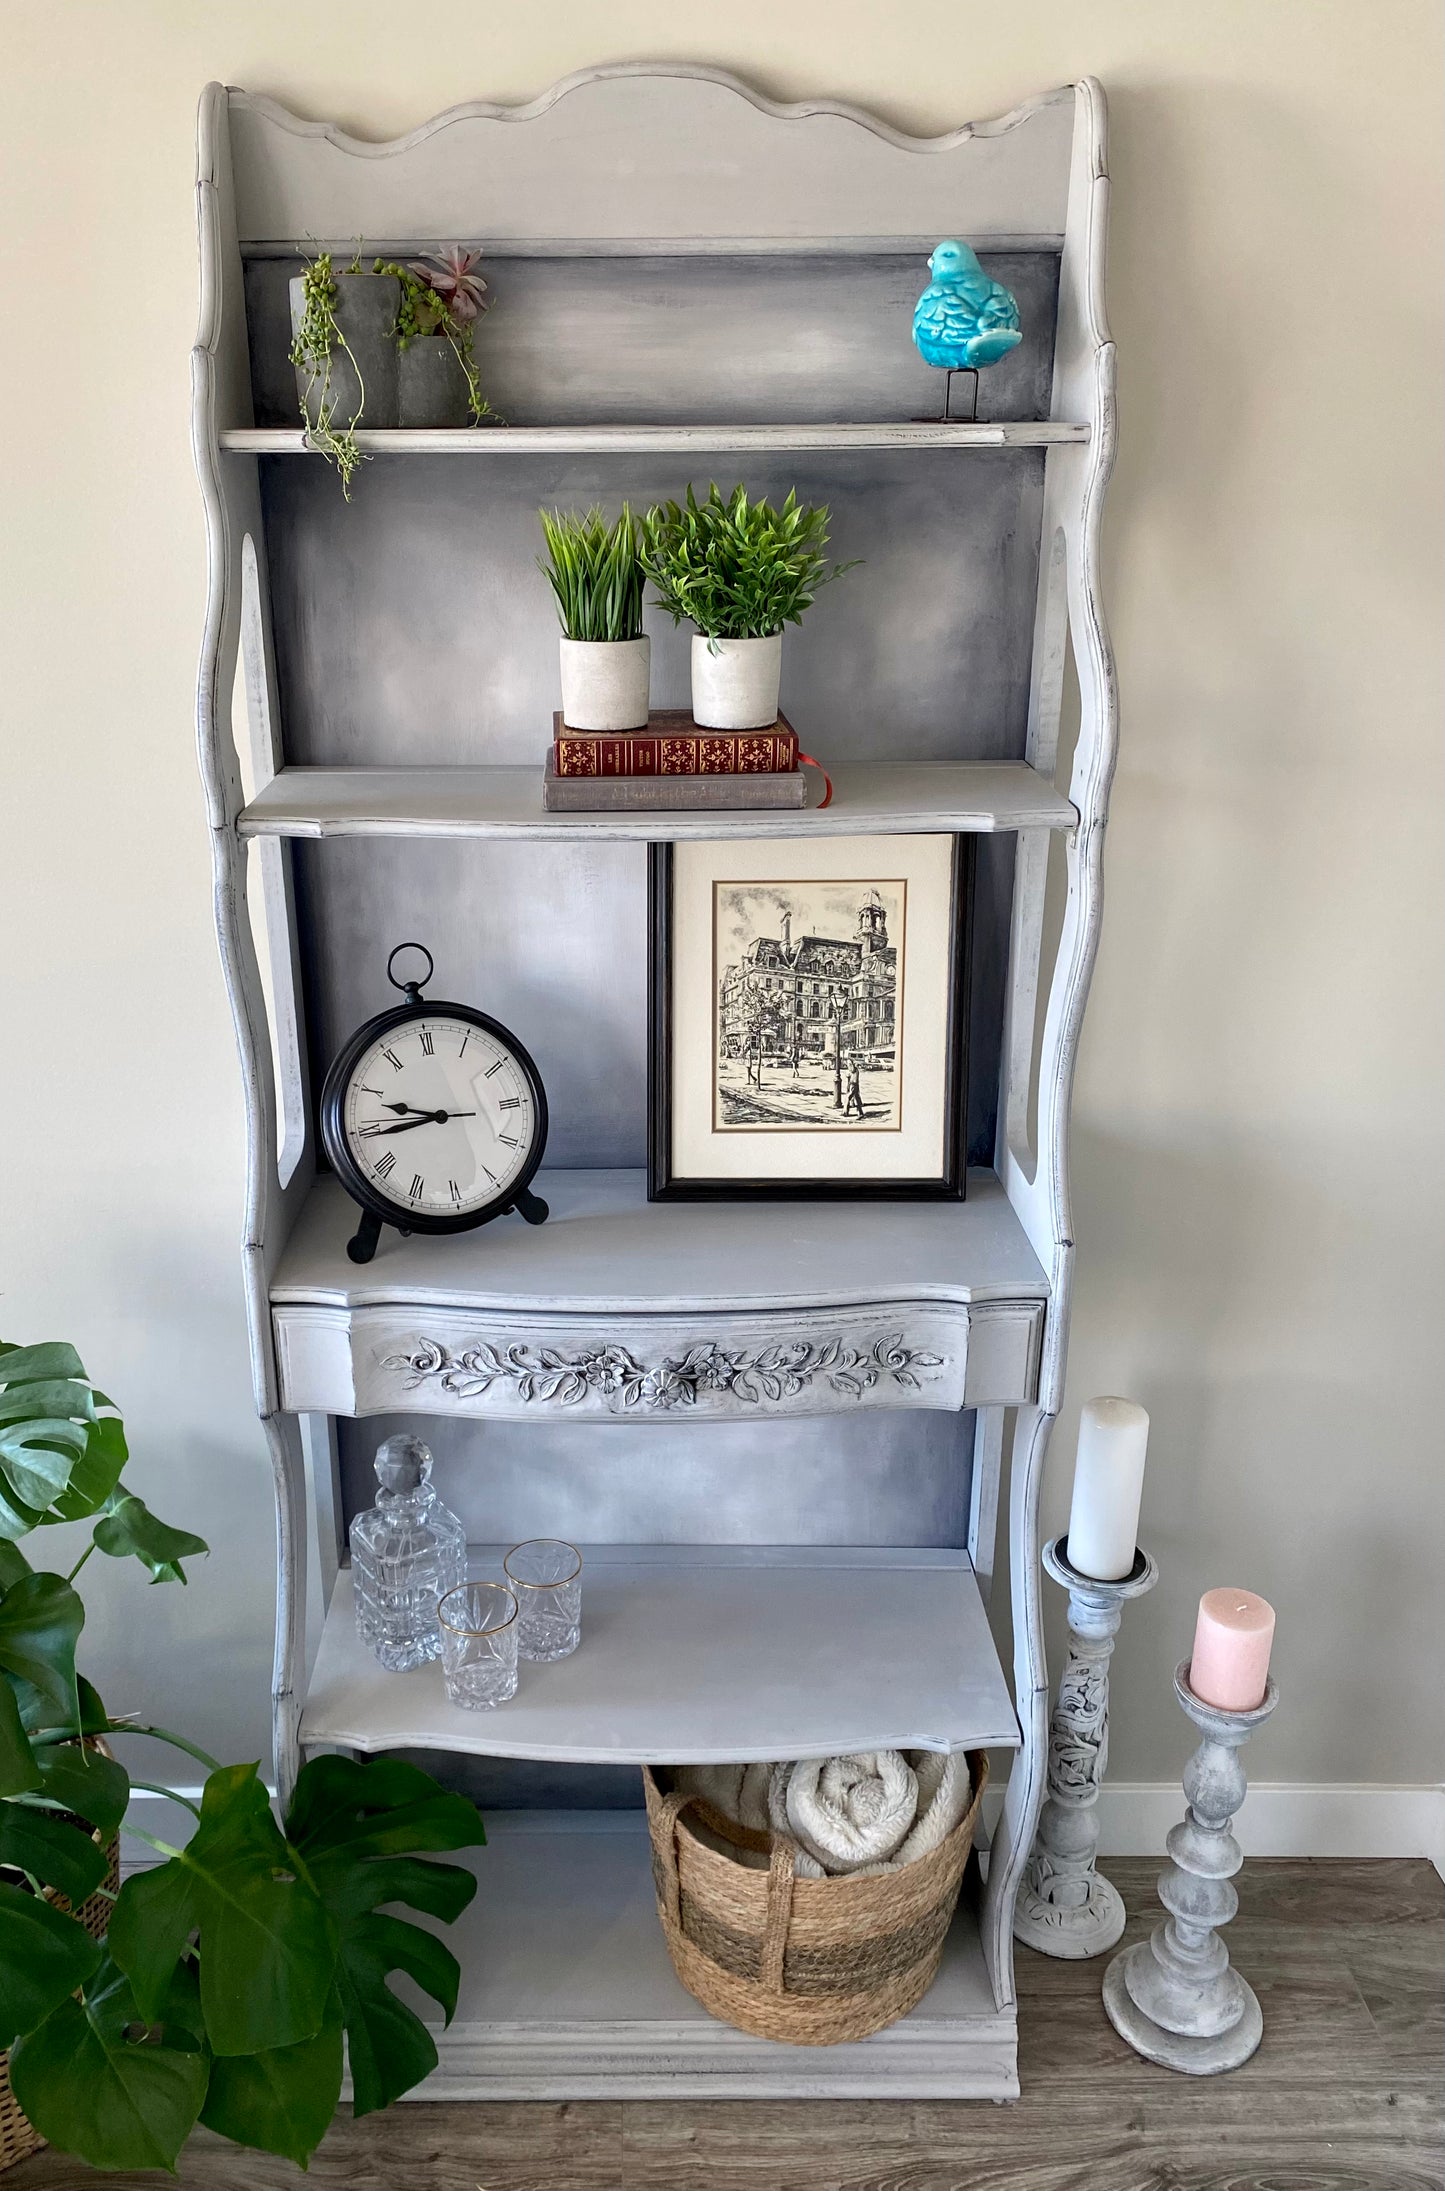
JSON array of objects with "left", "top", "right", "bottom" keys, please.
[{"left": 272, "top": 1298, "right": 1044, "bottom": 1418}]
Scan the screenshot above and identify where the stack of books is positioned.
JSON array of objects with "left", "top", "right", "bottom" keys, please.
[{"left": 543, "top": 709, "right": 811, "bottom": 812}]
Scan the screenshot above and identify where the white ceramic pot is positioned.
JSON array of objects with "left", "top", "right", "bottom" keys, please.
[
  {"left": 690, "top": 632, "right": 784, "bottom": 729},
  {"left": 558, "top": 635, "right": 651, "bottom": 731}
]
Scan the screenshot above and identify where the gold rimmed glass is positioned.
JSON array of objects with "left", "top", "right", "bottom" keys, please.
[
  {"left": 503, "top": 1539, "right": 583, "bottom": 1662},
  {"left": 438, "top": 1581, "right": 519, "bottom": 1709}
]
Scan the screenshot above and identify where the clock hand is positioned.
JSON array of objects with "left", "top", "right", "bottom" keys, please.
[{"left": 363, "top": 1110, "right": 478, "bottom": 1136}]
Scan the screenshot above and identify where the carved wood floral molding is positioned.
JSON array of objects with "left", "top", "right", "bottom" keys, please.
[{"left": 379, "top": 1333, "right": 945, "bottom": 1411}]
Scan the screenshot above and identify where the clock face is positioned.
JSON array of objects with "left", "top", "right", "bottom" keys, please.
[{"left": 338, "top": 1012, "right": 542, "bottom": 1221}]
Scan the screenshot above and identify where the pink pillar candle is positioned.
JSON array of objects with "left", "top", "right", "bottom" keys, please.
[{"left": 1188, "top": 1588, "right": 1276, "bottom": 1712}]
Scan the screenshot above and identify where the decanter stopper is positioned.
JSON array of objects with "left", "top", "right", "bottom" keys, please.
[{"left": 374, "top": 1434, "right": 433, "bottom": 1495}]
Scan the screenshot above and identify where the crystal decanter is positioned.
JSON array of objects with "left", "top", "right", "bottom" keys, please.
[{"left": 350, "top": 1435, "right": 467, "bottom": 1671}]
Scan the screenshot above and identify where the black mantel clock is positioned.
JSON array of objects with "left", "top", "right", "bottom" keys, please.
[{"left": 319, "top": 944, "right": 550, "bottom": 1265}]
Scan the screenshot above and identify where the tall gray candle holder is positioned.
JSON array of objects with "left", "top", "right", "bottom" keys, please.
[
  {"left": 1013, "top": 1534, "right": 1158, "bottom": 1959},
  {"left": 1103, "top": 1662, "right": 1278, "bottom": 2074}
]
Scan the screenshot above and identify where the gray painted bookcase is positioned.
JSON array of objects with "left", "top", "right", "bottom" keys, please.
[{"left": 192, "top": 65, "right": 1117, "bottom": 2100}]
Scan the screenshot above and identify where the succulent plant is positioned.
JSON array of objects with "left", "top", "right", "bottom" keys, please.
[{"left": 408, "top": 245, "right": 489, "bottom": 325}]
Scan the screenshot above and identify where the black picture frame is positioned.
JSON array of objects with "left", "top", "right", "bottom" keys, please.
[{"left": 648, "top": 837, "right": 972, "bottom": 1202}]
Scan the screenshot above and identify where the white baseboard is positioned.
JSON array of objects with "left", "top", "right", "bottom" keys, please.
[
  {"left": 122, "top": 1783, "right": 1445, "bottom": 1879},
  {"left": 982, "top": 1782, "right": 1445, "bottom": 1874}
]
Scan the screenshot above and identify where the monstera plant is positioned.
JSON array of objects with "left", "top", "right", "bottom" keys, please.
[{"left": 0, "top": 1339, "right": 485, "bottom": 2173}]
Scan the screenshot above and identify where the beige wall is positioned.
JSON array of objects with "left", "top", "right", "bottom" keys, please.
[{"left": 2, "top": 1, "right": 1441, "bottom": 1790}]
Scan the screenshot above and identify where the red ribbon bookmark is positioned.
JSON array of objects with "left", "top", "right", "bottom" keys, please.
[{"left": 798, "top": 751, "right": 833, "bottom": 809}]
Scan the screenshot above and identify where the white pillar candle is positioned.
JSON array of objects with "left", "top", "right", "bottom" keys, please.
[{"left": 1066, "top": 1397, "right": 1150, "bottom": 1581}]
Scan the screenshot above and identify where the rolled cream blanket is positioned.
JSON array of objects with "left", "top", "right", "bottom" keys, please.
[
  {"left": 785, "top": 1751, "right": 919, "bottom": 1875},
  {"left": 671, "top": 1760, "right": 779, "bottom": 1834},
  {"left": 845, "top": 1749, "right": 973, "bottom": 1877}
]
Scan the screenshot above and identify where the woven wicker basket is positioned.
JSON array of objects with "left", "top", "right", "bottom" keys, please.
[
  {"left": 644, "top": 1751, "right": 987, "bottom": 2045},
  {"left": 0, "top": 1748, "right": 120, "bottom": 2175}
]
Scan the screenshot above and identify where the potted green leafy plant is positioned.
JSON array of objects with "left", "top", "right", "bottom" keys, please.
[
  {"left": 0, "top": 1339, "right": 485, "bottom": 2175},
  {"left": 373, "top": 247, "right": 496, "bottom": 429},
  {"left": 641, "top": 483, "right": 856, "bottom": 728},
  {"left": 288, "top": 251, "right": 401, "bottom": 494},
  {"left": 538, "top": 504, "right": 650, "bottom": 730}
]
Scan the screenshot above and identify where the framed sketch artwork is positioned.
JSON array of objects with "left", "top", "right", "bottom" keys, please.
[{"left": 649, "top": 834, "right": 970, "bottom": 1199}]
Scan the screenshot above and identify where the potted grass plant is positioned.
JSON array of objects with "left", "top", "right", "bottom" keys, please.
[
  {"left": 641, "top": 483, "right": 856, "bottom": 728},
  {"left": 0, "top": 1338, "right": 485, "bottom": 2175},
  {"left": 374, "top": 246, "right": 496, "bottom": 429},
  {"left": 538, "top": 504, "right": 650, "bottom": 731},
  {"left": 288, "top": 251, "right": 401, "bottom": 494}
]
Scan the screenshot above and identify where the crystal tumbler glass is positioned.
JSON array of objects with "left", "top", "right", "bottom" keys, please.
[
  {"left": 438, "top": 1582, "right": 519, "bottom": 1709},
  {"left": 504, "top": 1539, "right": 583, "bottom": 1662}
]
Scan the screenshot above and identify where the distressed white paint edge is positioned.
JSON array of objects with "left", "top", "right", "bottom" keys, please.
[
  {"left": 980, "top": 1783, "right": 1445, "bottom": 1874},
  {"left": 232, "top": 65, "right": 1072, "bottom": 162}
]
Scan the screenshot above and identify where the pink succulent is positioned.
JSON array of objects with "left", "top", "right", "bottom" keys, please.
[{"left": 409, "top": 245, "right": 489, "bottom": 324}]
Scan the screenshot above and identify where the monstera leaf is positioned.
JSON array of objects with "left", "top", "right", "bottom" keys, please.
[
  {"left": 110, "top": 1762, "right": 337, "bottom": 2056},
  {"left": 285, "top": 1754, "right": 484, "bottom": 2116},
  {"left": 0, "top": 1340, "right": 206, "bottom": 1576},
  {"left": 10, "top": 1954, "right": 209, "bottom": 2175},
  {"left": 0, "top": 1572, "right": 82, "bottom": 1726},
  {"left": 93, "top": 1491, "right": 209, "bottom": 1583},
  {"left": 199, "top": 1991, "right": 345, "bottom": 2167},
  {"left": 0, "top": 1883, "right": 102, "bottom": 2049},
  {"left": 0, "top": 1801, "right": 108, "bottom": 1905}
]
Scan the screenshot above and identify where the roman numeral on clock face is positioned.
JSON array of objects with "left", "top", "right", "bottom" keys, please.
[
  {"left": 484, "top": 1059, "right": 504, "bottom": 1078},
  {"left": 409, "top": 1174, "right": 424, "bottom": 1202},
  {"left": 498, "top": 1095, "right": 521, "bottom": 1111},
  {"left": 499, "top": 1134, "right": 520, "bottom": 1149},
  {"left": 419, "top": 1030, "right": 434, "bottom": 1055},
  {"left": 449, "top": 1179, "right": 462, "bottom": 1206},
  {"left": 381, "top": 1048, "right": 402, "bottom": 1071},
  {"left": 374, "top": 1151, "right": 396, "bottom": 1179}
]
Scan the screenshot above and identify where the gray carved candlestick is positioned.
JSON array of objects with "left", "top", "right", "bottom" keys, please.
[
  {"left": 1103, "top": 1663, "right": 1279, "bottom": 2074},
  {"left": 1013, "top": 1535, "right": 1158, "bottom": 1959}
]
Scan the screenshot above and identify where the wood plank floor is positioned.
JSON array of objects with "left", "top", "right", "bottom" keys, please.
[{"left": 12, "top": 1860, "right": 1442, "bottom": 2191}]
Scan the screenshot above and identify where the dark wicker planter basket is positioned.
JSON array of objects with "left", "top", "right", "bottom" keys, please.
[
  {"left": 643, "top": 1751, "right": 988, "bottom": 2046},
  {"left": 0, "top": 1743, "right": 120, "bottom": 2174}
]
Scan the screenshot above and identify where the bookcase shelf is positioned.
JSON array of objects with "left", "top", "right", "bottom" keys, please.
[
  {"left": 302, "top": 1547, "right": 1020, "bottom": 1764},
  {"left": 195, "top": 64, "right": 1120, "bottom": 2100},
  {"left": 386, "top": 1816, "right": 1017, "bottom": 2099},
  {"left": 239, "top": 761, "right": 1077, "bottom": 841},
  {"left": 268, "top": 1170, "right": 1048, "bottom": 1419},
  {"left": 223, "top": 421, "right": 1089, "bottom": 455}
]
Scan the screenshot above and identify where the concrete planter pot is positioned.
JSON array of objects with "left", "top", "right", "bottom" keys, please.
[
  {"left": 559, "top": 636, "right": 651, "bottom": 731},
  {"left": 398, "top": 335, "right": 477, "bottom": 428},
  {"left": 690, "top": 633, "right": 784, "bottom": 729},
  {"left": 289, "top": 272, "right": 400, "bottom": 430}
]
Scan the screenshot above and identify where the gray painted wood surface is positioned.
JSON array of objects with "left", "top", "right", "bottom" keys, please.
[
  {"left": 344, "top": 1815, "right": 1015, "bottom": 2099},
  {"left": 242, "top": 250, "right": 1060, "bottom": 430},
  {"left": 225, "top": 420, "right": 1088, "bottom": 450},
  {"left": 192, "top": 69, "right": 1121, "bottom": 2085},
  {"left": 271, "top": 1170, "right": 1049, "bottom": 1310},
  {"left": 338, "top": 1407, "right": 981, "bottom": 1565},
  {"left": 304, "top": 1548, "right": 1020, "bottom": 1762},
  {"left": 257, "top": 451, "right": 1047, "bottom": 767},
  {"left": 225, "top": 67, "right": 1075, "bottom": 249},
  {"left": 240, "top": 761, "right": 1075, "bottom": 837},
  {"left": 269, "top": 1171, "right": 1047, "bottom": 1418}
]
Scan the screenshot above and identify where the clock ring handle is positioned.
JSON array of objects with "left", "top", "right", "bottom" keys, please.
[{"left": 386, "top": 940, "right": 435, "bottom": 1002}]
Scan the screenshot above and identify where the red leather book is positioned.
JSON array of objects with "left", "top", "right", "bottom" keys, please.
[{"left": 552, "top": 710, "right": 798, "bottom": 777}]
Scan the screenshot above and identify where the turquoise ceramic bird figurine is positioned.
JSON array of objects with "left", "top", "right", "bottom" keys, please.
[{"left": 912, "top": 240, "right": 1023, "bottom": 420}]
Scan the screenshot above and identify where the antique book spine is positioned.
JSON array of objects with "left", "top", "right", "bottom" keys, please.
[{"left": 554, "top": 727, "right": 799, "bottom": 777}]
